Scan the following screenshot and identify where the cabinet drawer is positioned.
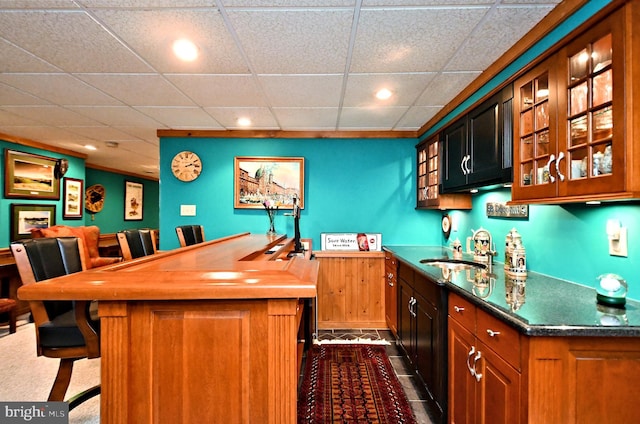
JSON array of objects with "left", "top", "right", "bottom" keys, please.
[
  {"left": 448, "top": 292, "right": 476, "bottom": 332},
  {"left": 398, "top": 261, "right": 414, "bottom": 283},
  {"left": 476, "top": 309, "right": 521, "bottom": 369}
]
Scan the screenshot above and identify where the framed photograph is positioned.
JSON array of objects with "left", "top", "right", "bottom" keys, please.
[
  {"left": 4, "top": 149, "right": 61, "bottom": 199},
  {"left": 10, "top": 203, "right": 56, "bottom": 241},
  {"left": 234, "top": 156, "right": 305, "bottom": 209},
  {"left": 124, "top": 181, "right": 143, "bottom": 221},
  {"left": 63, "top": 178, "right": 84, "bottom": 219}
]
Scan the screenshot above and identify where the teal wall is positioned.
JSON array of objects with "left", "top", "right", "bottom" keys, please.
[
  {"left": 444, "top": 188, "right": 640, "bottom": 300},
  {"left": 85, "top": 168, "right": 159, "bottom": 233},
  {"left": 159, "top": 137, "right": 440, "bottom": 251},
  {"left": 1, "top": 139, "right": 159, "bottom": 246}
]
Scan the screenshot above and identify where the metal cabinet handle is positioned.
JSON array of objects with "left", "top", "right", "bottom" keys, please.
[
  {"left": 486, "top": 329, "right": 501, "bottom": 337},
  {"left": 453, "top": 305, "right": 465, "bottom": 313},
  {"left": 556, "top": 151, "right": 566, "bottom": 181},
  {"left": 460, "top": 156, "right": 467, "bottom": 175},
  {"left": 408, "top": 297, "right": 417, "bottom": 317},
  {"left": 546, "top": 154, "right": 556, "bottom": 183},
  {"left": 465, "top": 155, "right": 472, "bottom": 174},
  {"left": 466, "top": 346, "right": 476, "bottom": 377},
  {"left": 473, "top": 351, "right": 483, "bottom": 382}
]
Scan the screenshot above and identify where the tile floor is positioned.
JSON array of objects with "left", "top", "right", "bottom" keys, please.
[{"left": 312, "top": 329, "right": 436, "bottom": 424}]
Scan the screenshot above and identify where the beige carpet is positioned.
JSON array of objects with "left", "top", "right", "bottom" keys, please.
[{"left": 0, "top": 317, "right": 100, "bottom": 423}]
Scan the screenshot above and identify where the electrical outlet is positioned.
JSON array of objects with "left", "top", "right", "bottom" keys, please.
[
  {"left": 609, "top": 227, "right": 628, "bottom": 257},
  {"left": 180, "top": 204, "right": 196, "bottom": 216}
]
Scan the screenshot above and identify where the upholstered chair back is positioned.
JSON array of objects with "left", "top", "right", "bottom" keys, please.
[
  {"left": 176, "top": 225, "right": 205, "bottom": 247},
  {"left": 117, "top": 229, "right": 157, "bottom": 261}
]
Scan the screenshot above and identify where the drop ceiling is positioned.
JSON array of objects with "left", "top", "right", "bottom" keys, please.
[{"left": 0, "top": 0, "right": 562, "bottom": 178}]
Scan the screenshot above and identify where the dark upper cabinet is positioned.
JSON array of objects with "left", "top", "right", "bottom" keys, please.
[{"left": 442, "top": 85, "right": 513, "bottom": 192}]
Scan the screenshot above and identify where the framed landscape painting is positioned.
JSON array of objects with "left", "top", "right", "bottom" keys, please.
[
  {"left": 4, "top": 149, "right": 61, "bottom": 199},
  {"left": 234, "top": 156, "right": 304, "bottom": 209},
  {"left": 10, "top": 204, "right": 56, "bottom": 241},
  {"left": 63, "top": 177, "right": 83, "bottom": 219}
]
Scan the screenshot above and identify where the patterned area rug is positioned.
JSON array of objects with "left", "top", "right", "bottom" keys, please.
[{"left": 298, "top": 344, "right": 417, "bottom": 424}]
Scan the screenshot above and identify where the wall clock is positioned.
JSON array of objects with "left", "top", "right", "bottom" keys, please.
[
  {"left": 171, "top": 151, "right": 202, "bottom": 182},
  {"left": 85, "top": 184, "right": 105, "bottom": 213},
  {"left": 442, "top": 214, "right": 452, "bottom": 239}
]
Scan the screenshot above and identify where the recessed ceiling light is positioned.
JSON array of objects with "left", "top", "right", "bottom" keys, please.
[
  {"left": 172, "top": 39, "right": 198, "bottom": 62},
  {"left": 84, "top": 144, "right": 97, "bottom": 151},
  {"left": 237, "top": 117, "right": 252, "bottom": 127},
  {"left": 376, "top": 88, "right": 392, "bottom": 100}
]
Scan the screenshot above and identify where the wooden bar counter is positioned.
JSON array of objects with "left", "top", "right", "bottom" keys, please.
[{"left": 18, "top": 232, "right": 318, "bottom": 424}]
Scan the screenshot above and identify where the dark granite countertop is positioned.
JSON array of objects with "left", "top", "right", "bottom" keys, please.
[{"left": 385, "top": 245, "right": 640, "bottom": 337}]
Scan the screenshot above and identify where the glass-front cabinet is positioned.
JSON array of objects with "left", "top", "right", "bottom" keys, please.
[
  {"left": 416, "top": 134, "right": 471, "bottom": 210},
  {"left": 512, "top": 6, "right": 638, "bottom": 203}
]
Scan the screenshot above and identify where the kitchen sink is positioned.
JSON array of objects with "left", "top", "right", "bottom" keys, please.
[{"left": 419, "top": 258, "right": 487, "bottom": 272}]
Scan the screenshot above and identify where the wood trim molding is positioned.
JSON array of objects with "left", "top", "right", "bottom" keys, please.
[
  {"left": 0, "top": 131, "right": 88, "bottom": 159},
  {"left": 157, "top": 129, "right": 416, "bottom": 139},
  {"left": 85, "top": 163, "right": 159, "bottom": 182}
]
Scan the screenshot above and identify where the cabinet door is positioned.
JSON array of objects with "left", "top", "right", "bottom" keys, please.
[
  {"left": 556, "top": 11, "right": 624, "bottom": 198},
  {"left": 442, "top": 116, "right": 468, "bottom": 191},
  {"left": 475, "top": 343, "right": 521, "bottom": 424},
  {"left": 398, "top": 278, "right": 414, "bottom": 360},
  {"left": 468, "top": 88, "right": 512, "bottom": 186},
  {"left": 384, "top": 253, "right": 398, "bottom": 336},
  {"left": 415, "top": 291, "right": 445, "bottom": 422},
  {"left": 448, "top": 319, "right": 476, "bottom": 424}
]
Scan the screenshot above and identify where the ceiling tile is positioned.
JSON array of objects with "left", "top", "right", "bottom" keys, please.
[
  {"left": 2, "top": 105, "right": 105, "bottom": 126},
  {"left": 0, "top": 39, "right": 60, "bottom": 72},
  {"left": 338, "top": 106, "right": 409, "bottom": 130},
  {"left": 445, "top": 5, "right": 557, "bottom": 71},
  {"left": 134, "top": 106, "right": 224, "bottom": 128},
  {"left": 343, "top": 73, "right": 436, "bottom": 107},
  {"left": 0, "top": 74, "right": 123, "bottom": 105},
  {"left": 259, "top": 75, "right": 344, "bottom": 108},
  {"left": 166, "top": 74, "right": 268, "bottom": 107},
  {"left": 75, "top": 74, "right": 197, "bottom": 106},
  {"left": 204, "top": 107, "right": 279, "bottom": 129},
  {"left": 0, "top": 10, "right": 154, "bottom": 73},
  {"left": 350, "top": 7, "right": 488, "bottom": 73},
  {"left": 395, "top": 105, "right": 440, "bottom": 130},
  {"left": 272, "top": 108, "right": 339, "bottom": 130},
  {"left": 414, "top": 71, "right": 480, "bottom": 106},
  {"left": 66, "top": 106, "right": 164, "bottom": 127},
  {"left": 227, "top": 8, "right": 353, "bottom": 74},
  {"left": 94, "top": 9, "right": 249, "bottom": 74}
]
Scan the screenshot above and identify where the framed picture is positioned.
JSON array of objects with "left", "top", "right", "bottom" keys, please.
[
  {"left": 10, "top": 203, "right": 56, "bottom": 241},
  {"left": 234, "top": 156, "right": 305, "bottom": 209},
  {"left": 4, "top": 149, "right": 61, "bottom": 199},
  {"left": 124, "top": 181, "right": 143, "bottom": 221},
  {"left": 63, "top": 178, "right": 84, "bottom": 219}
]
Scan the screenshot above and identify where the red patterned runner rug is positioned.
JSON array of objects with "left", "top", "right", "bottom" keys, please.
[{"left": 297, "top": 344, "right": 417, "bottom": 424}]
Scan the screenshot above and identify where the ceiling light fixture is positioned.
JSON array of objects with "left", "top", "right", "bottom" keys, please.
[
  {"left": 237, "top": 117, "right": 252, "bottom": 127},
  {"left": 84, "top": 144, "right": 97, "bottom": 151},
  {"left": 172, "top": 39, "right": 199, "bottom": 62},
  {"left": 376, "top": 88, "right": 392, "bottom": 100}
]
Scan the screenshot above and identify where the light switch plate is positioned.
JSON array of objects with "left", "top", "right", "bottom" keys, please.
[
  {"left": 180, "top": 205, "right": 196, "bottom": 216},
  {"left": 609, "top": 227, "right": 627, "bottom": 257}
]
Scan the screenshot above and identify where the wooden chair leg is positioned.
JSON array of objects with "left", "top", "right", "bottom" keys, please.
[{"left": 48, "top": 358, "right": 75, "bottom": 402}]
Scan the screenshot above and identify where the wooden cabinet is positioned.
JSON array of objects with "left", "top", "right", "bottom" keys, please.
[
  {"left": 442, "top": 85, "right": 513, "bottom": 193},
  {"left": 449, "top": 289, "right": 640, "bottom": 424},
  {"left": 384, "top": 250, "right": 398, "bottom": 336},
  {"left": 416, "top": 134, "right": 471, "bottom": 210},
  {"left": 314, "top": 251, "right": 385, "bottom": 329},
  {"left": 511, "top": 4, "right": 640, "bottom": 203},
  {"left": 397, "top": 261, "right": 447, "bottom": 424},
  {"left": 448, "top": 292, "right": 521, "bottom": 424}
]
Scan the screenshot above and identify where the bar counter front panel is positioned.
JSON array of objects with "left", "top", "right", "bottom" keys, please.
[{"left": 18, "top": 233, "right": 318, "bottom": 424}]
